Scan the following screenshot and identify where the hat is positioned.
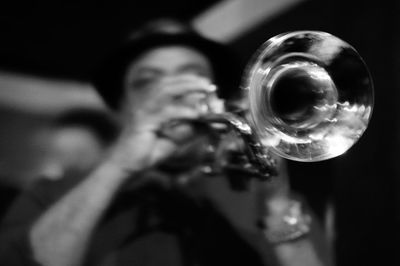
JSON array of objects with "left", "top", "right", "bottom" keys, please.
[{"left": 92, "top": 19, "right": 241, "bottom": 110}]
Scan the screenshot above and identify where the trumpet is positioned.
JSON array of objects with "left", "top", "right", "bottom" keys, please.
[
  {"left": 243, "top": 31, "right": 373, "bottom": 162},
  {"left": 168, "top": 31, "right": 374, "bottom": 179}
]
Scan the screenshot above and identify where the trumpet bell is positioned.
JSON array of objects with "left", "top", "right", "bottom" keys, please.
[{"left": 244, "top": 31, "right": 374, "bottom": 162}]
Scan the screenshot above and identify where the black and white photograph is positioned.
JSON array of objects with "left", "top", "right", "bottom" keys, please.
[{"left": 0, "top": 0, "right": 398, "bottom": 265}]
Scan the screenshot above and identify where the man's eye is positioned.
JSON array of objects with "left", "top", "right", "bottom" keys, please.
[
  {"left": 129, "top": 78, "right": 155, "bottom": 89},
  {"left": 180, "top": 65, "right": 213, "bottom": 79}
]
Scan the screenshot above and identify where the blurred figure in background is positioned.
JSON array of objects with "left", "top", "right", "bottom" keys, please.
[
  {"left": 0, "top": 19, "right": 332, "bottom": 266},
  {"left": 0, "top": 108, "right": 119, "bottom": 222},
  {"left": 33, "top": 108, "right": 120, "bottom": 180}
]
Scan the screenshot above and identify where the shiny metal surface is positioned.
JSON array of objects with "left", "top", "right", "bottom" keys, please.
[
  {"left": 242, "top": 31, "right": 374, "bottom": 161},
  {"left": 164, "top": 31, "right": 374, "bottom": 178}
]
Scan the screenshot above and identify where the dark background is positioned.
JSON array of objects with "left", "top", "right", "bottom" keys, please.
[{"left": 0, "top": 0, "right": 399, "bottom": 265}]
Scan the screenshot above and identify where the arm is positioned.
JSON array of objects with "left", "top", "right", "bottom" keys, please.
[
  {"left": 259, "top": 159, "right": 332, "bottom": 266},
  {"left": 28, "top": 75, "right": 217, "bottom": 266},
  {"left": 262, "top": 196, "right": 333, "bottom": 266},
  {"left": 29, "top": 132, "right": 156, "bottom": 266},
  {"left": 197, "top": 158, "right": 333, "bottom": 266}
]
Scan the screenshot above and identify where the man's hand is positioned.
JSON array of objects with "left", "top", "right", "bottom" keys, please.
[{"left": 106, "top": 74, "right": 223, "bottom": 176}]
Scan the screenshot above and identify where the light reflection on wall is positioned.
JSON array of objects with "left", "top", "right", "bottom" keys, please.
[{"left": 0, "top": 71, "right": 104, "bottom": 114}]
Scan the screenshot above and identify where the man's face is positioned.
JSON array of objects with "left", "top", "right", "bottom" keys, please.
[
  {"left": 117, "top": 45, "right": 217, "bottom": 173},
  {"left": 120, "top": 45, "right": 214, "bottom": 116}
]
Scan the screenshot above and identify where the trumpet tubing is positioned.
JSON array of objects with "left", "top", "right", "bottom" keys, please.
[{"left": 165, "top": 31, "right": 374, "bottom": 177}]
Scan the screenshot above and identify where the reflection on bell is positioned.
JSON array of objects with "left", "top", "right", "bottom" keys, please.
[{"left": 243, "top": 31, "right": 374, "bottom": 162}]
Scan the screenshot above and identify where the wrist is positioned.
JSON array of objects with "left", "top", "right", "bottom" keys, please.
[
  {"left": 94, "top": 160, "right": 134, "bottom": 182},
  {"left": 106, "top": 130, "right": 157, "bottom": 171},
  {"left": 259, "top": 197, "right": 312, "bottom": 244}
]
